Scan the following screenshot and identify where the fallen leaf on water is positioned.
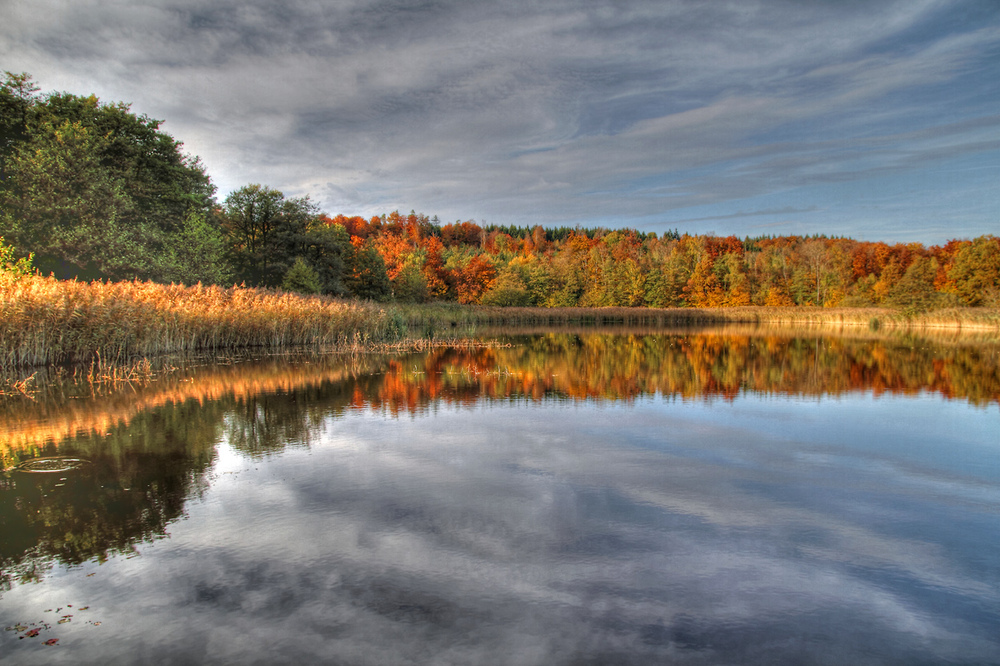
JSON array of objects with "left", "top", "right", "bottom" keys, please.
[
  {"left": 78, "top": 606, "right": 89, "bottom": 611},
  {"left": 86, "top": 573, "right": 96, "bottom": 577},
  {"left": 58, "top": 618, "right": 71, "bottom": 624},
  {"left": 44, "top": 638, "right": 59, "bottom": 646},
  {"left": 25, "top": 629, "right": 40, "bottom": 638},
  {"left": 14, "top": 624, "right": 28, "bottom": 631}
]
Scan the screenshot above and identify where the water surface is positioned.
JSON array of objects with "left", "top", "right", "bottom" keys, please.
[{"left": 2, "top": 329, "right": 998, "bottom": 664}]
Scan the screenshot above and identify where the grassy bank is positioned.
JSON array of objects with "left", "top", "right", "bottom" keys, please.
[
  {"left": 3, "top": 275, "right": 999, "bottom": 372},
  {"left": 0, "top": 275, "right": 402, "bottom": 370}
]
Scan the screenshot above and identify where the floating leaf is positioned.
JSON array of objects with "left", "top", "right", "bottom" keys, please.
[
  {"left": 58, "top": 618, "right": 71, "bottom": 624},
  {"left": 25, "top": 628, "right": 41, "bottom": 637},
  {"left": 14, "top": 624, "right": 27, "bottom": 632},
  {"left": 78, "top": 606, "right": 89, "bottom": 611},
  {"left": 44, "top": 638, "right": 59, "bottom": 646}
]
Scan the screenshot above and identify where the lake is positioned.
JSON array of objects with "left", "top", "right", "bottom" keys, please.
[{"left": 2, "top": 328, "right": 999, "bottom": 665}]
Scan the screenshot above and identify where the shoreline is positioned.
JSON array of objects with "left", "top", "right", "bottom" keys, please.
[
  {"left": 2, "top": 275, "right": 998, "bottom": 375},
  {"left": 398, "top": 304, "right": 1000, "bottom": 333}
]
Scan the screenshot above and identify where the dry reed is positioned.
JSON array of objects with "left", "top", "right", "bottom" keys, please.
[
  {"left": 4, "top": 275, "right": 998, "bottom": 373},
  {"left": 1, "top": 275, "right": 400, "bottom": 370},
  {"left": 394, "top": 304, "right": 1000, "bottom": 332}
]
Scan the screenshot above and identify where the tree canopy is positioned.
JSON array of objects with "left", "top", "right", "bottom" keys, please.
[
  {"left": 2, "top": 72, "right": 998, "bottom": 308},
  {"left": 1, "top": 72, "right": 215, "bottom": 282}
]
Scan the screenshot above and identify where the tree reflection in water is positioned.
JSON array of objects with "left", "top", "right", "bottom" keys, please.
[{"left": 1, "top": 328, "right": 997, "bottom": 593}]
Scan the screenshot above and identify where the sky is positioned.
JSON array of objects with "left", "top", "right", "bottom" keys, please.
[{"left": 2, "top": 0, "right": 998, "bottom": 244}]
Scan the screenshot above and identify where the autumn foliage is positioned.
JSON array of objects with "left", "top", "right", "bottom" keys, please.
[
  {"left": 4, "top": 73, "right": 997, "bottom": 310},
  {"left": 314, "top": 213, "right": 1000, "bottom": 309}
]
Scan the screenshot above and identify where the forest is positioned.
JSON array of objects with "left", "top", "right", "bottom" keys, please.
[{"left": 2, "top": 72, "right": 999, "bottom": 311}]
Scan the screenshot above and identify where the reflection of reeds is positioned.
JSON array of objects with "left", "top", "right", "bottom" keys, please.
[
  {"left": 368, "top": 338, "right": 513, "bottom": 353},
  {"left": 0, "top": 275, "right": 398, "bottom": 370},
  {"left": 3, "top": 331, "right": 998, "bottom": 468},
  {"left": 0, "top": 355, "right": 383, "bottom": 467},
  {"left": 0, "top": 372, "right": 36, "bottom": 398},
  {"left": 83, "top": 353, "right": 154, "bottom": 386}
]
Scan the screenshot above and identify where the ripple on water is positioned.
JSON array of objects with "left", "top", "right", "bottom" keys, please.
[{"left": 11, "top": 456, "right": 91, "bottom": 473}]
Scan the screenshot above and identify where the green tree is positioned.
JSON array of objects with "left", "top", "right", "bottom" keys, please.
[
  {"left": 0, "top": 118, "right": 154, "bottom": 279},
  {"left": 0, "top": 73, "right": 216, "bottom": 280},
  {"left": 0, "top": 72, "right": 40, "bottom": 181},
  {"left": 480, "top": 266, "right": 531, "bottom": 306},
  {"left": 222, "top": 184, "right": 318, "bottom": 287},
  {"left": 282, "top": 257, "right": 322, "bottom": 294},
  {"left": 167, "top": 210, "right": 232, "bottom": 285},
  {"left": 887, "top": 256, "right": 940, "bottom": 313},
  {"left": 39, "top": 91, "right": 214, "bottom": 232},
  {"left": 392, "top": 263, "right": 430, "bottom": 303},
  {"left": 302, "top": 221, "right": 351, "bottom": 295},
  {"left": 0, "top": 235, "right": 33, "bottom": 279},
  {"left": 345, "top": 240, "right": 391, "bottom": 301},
  {"left": 222, "top": 184, "right": 285, "bottom": 284}
]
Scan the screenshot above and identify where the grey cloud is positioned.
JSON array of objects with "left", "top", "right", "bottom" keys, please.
[
  {"left": 55, "top": 401, "right": 998, "bottom": 663},
  {"left": 2, "top": 0, "right": 997, "bottom": 239},
  {"left": 668, "top": 206, "right": 820, "bottom": 224}
]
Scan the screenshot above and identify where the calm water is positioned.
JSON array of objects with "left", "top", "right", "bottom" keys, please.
[{"left": 2, "top": 330, "right": 999, "bottom": 665}]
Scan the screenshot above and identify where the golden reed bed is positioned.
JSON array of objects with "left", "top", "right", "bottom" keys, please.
[
  {"left": 1, "top": 275, "right": 400, "bottom": 369},
  {"left": 400, "top": 304, "right": 1000, "bottom": 331},
  {"left": 2, "top": 274, "right": 998, "bottom": 375}
]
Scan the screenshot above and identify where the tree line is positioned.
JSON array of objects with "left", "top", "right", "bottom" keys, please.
[{"left": 2, "top": 72, "right": 998, "bottom": 309}]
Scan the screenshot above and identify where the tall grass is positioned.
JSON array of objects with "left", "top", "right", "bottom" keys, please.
[
  {"left": 393, "top": 304, "right": 1000, "bottom": 332},
  {"left": 1, "top": 275, "right": 401, "bottom": 370},
  {"left": 3, "top": 275, "right": 997, "bottom": 372}
]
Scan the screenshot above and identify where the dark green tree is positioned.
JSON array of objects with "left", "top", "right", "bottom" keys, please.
[
  {"left": 0, "top": 72, "right": 40, "bottom": 182},
  {"left": 222, "top": 184, "right": 319, "bottom": 287},
  {"left": 301, "top": 221, "right": 351, "bottom": 295},
  {"left": 0, "top": 73, "right": 216, "bottom": 281},
  {"left": 221, "top": 184, "right": 284, "bottom": 284},
  {"left": 345, "top": 240, "right": 391, "bottom": 301},
  {"left": 0, "top": 118, "right": 150, "bottom": 279},
  {"left": 40, "top": 91, "right": 214, "bottom": 233}
]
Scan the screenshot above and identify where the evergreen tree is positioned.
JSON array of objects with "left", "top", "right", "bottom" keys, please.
[{"left": 281, "top": 257, "right": 322, "bottom": 294}]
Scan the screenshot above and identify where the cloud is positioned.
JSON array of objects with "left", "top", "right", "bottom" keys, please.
[
  {"left": 17, "top": 397, "right": 996, "bottom": 664},
  {"left": 668, "top": 206, "right": 819, "bottom": 224},
  {"left": 2, "top": 0, "right": 998, "bottom": 240}
]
